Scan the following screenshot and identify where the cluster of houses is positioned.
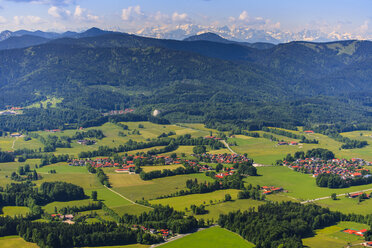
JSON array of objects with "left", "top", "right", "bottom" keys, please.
[
  {"left": 278, "top": 141, "right": 299, "bottom": 146},
  {"left": 215, "top": 169, "right": 235, "bottom": 179},
  {"left": 133, "top": 225, "right": 171, "bottom": 239},
  {"left": 285, "top": 158, "right": 372, "bottom": 180},
  {"left": 77, "top": 140, "right": 96, "bottom": 146},
  {"left": 50, "top": 214, "right": 75, "bottom": 224},
  {"left": 348, "top": 192, "right": 370, "bottom": 199},
  {"left": 343, "top": 228, "right": 368, "bottom": 237},
  {"left": 194, "top": 153, "right": 251, "bottom": 164},
  {"left": 261, "top": 186, "right": 283, "bottom": 195},
  {"left": 45, "top": 129, "right": 62, "bottom": 133},
  {"left": 103, "top": 108, "right": 134, "bottom": 116}
]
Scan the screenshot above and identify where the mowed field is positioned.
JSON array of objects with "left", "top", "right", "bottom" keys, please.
[
  {"left": 1, "top": 206, "right": 30, "bottom": 217},
  {"left": 150, "top": 189, "right": 264, "bottom": 221},
  {"left": 0, "top": 236, "right": 39, "bottom": 248},
  {"left": 245, "top": 166, "right": 372, "bottom": 201},
  {"left": 108, "top": 171, "right": 214, "bottom": 201},
  {"left": 316, "top": 193, "right": 372, "bottom": 215},
  {"left": 302, "top": 221, "right": 369, "bottom": 248},
  {"left": 160, "top": 226, "right": 255, "bottom": 248}
]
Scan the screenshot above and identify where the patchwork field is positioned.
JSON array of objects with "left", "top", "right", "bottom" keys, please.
[
  {"left": 160, "top": 226, "right": 255, "bottom": 248},
  {"left": 111, "top": 173, "right": 214, "bottom": 201},
  {"left": 3, "top": 122, "right": 372, "bottom": 247},
  {"left": 302, "top": 221, "right": 369, "bottom": 248},
  {"left": 0, "top": 236, "right": 39, "bottom": 248}
]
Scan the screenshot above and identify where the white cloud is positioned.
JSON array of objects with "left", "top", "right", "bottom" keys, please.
[
  {"left": 48, "top": 6, "right": 71, "bottom": 19},
  {"left": 121, "top": 5, "right": 142, "bottom": 21},
  {"left": 73, "top": 5, "right": 99, "bottom": 21},
  {"left": 14, "top": 15, "right": 42, "bottom": 25},
  {"left": 238, "top": 11, "right": 249, "bottom": 21},
  {"left": 6, "top": 0, "right": 75, "bottom": 6},
  {"left": 172, "top": 12, "right": 188, "bottom": 22},
  {"left": 0, "top": 16, "right": 7, "bottom": 23},
  {"left": 359, "top": 20, "right": 369, "bottom": 33},
  {"left": 74, "top": 5, "right": 83, "bottom": 18}
]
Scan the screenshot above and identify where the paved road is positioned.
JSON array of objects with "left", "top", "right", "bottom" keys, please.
[
  {"left": 221, "top": 140, "right": 237, "bottom": 154},
  {"left": 301, "top": 188, "right": 372, "bottom": 204}
]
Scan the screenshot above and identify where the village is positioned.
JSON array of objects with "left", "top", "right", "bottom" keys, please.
[{"left": 285, "top": 157, "right": 372, "bottom": 180}]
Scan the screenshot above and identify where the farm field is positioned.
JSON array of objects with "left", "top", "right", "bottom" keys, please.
[
  {"left": 0, "top": 236, "right": 39, "bottom": 248},
  {"left": 110, "top": 172, "right": 214, "bottom": 201},
  {"left": 302, "top": 221, "right": 369, "bottom": 248},
  {"left": 4, "top": 122, "right": 372, "bottom": 247},
  {"left": 160, "top": 226, "right": 255, "bottom": 248},
  {"left": 1, "top": 206, "right": 30, "bottom": 217},
  {"left": 150, "top": 189, "right": 241, "bottom": 211},
  {"left": 245, "top": 166, "right": 372, "bottom": 201},
  {"left": 316, "top": 195, "right": 372, "bottom": 215}
]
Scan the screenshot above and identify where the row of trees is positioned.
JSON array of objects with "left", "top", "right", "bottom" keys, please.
[
  {"left": 78, "top": 134, "right": 224, "bottom": 158},
  {"left": 139, "top": 165, "right": 199, "bottom": 180}
]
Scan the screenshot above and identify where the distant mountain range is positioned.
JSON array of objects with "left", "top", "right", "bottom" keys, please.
[{"left": 136, "top": 24, "right": 368, "bottom": 43}]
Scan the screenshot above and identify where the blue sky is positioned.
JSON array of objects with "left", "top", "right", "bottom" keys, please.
[{"left": 0, "top": 0, "right": 370, "bottom": 40}]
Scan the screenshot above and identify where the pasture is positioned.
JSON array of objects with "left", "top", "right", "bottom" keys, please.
[
  {"left": 0, "top": 236, "right": 39, "bottom": 248},
  {"left": 316, "top": 194, "right": 372, "bottom": 215},
  {"left": 1, "top": 206, "right": 30, "bottom": 217},
  {"left": 302, "top": 221, "right": 369, "bottom": 248},
  {"left": 160, "top": 226, "right": 255, "bottom": 248},
  {"left": 110, "top": 173, "right": 214, "bottom": 201},
  {"left": 245, "top": 166, "right": 372, "bottom": 201}
]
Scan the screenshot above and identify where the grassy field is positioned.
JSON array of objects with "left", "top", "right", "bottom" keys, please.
[
  {"left": 245, "top": 166, "right": 372, "bottom": 201},
  {"left": 316, "top": 195, "right": 372, "bottom": 215},
  {"left": 84, "top": 245, "right": 149, "bottom": 248},
  {"left": 1, "top": 206, "right": 30, "bottom": 217},
  {"left": 43, "top": 199, "right": 95, "bottom": 213},
  {"left": 0, "top": 236, "right": 39, "bottom": 248},
  {"left": 160, "top": 226, "right": 254, "bottom": 248},
  {"left": 142, "top": 164, "right": 184, "bottom": 172},
  {"left": 111, "top": 173, "right": 214, "bottom": 201},
  {"left": 150, "top": 189, "right": 241, "bottom": 211},
  {"left": 302, "top": 221, "right": 369, "bottom": 248}
]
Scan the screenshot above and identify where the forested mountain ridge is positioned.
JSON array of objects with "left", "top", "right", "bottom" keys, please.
[{"left": 0, "top": 30, "right": 372, "bottom": 131}]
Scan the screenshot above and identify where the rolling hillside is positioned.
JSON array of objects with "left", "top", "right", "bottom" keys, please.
[{"left": 0, "top": 29, "right": 372, "bottom": 130}]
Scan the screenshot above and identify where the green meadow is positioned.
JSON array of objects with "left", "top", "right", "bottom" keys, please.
[
  {"left": 0, "top": 236, "right": 39, "bottom": 248},
  {"left": 302, "top": 221, "right": 369, "bottom": 248},
  {"left": 3, "top": 122, "right": 372, "bottom": 247},
  {"left": 245, "top": 166, "right": 372, "bottom": 201},
  {"left": 160, "top": 226, "right": 255, "bottom": 248},
  {"left": 1, "top": 206, "right": 30, "bottom": 217}
]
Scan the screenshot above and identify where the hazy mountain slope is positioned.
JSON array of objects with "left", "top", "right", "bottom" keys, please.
[{"left": 0, "top": 35, "right": 50, "bottom": 50}]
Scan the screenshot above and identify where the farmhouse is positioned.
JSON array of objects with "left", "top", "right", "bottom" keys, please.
[
  {"left": 10, "top": 133, "right": 21, "bottom": 137},
  {"left": 261, "top": 186, "right": 283, "bottom": 195},
  {"left": 278, "top": 142, "right": 288, "bottom": 145},
  {"left": 304, "top": 130, "right": 314, "bottom": 133},
  {"left": 343, "top": 228, "right": 368, "bottom": 237}
]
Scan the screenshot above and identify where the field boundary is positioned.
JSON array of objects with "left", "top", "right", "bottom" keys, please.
[
  {"left": 104, "top": 186, "right": 153, "bottom": 209},
  {"left": 301, "top": 188, "right": 372, "bottom": 204}
]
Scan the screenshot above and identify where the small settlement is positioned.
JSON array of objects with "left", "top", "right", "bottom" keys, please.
[
  {"left": 285, "top": 158, "right": 372, "bottom": 180},
  {"left": 343, "top": 228, "right": 368, "bottom": 237}
]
